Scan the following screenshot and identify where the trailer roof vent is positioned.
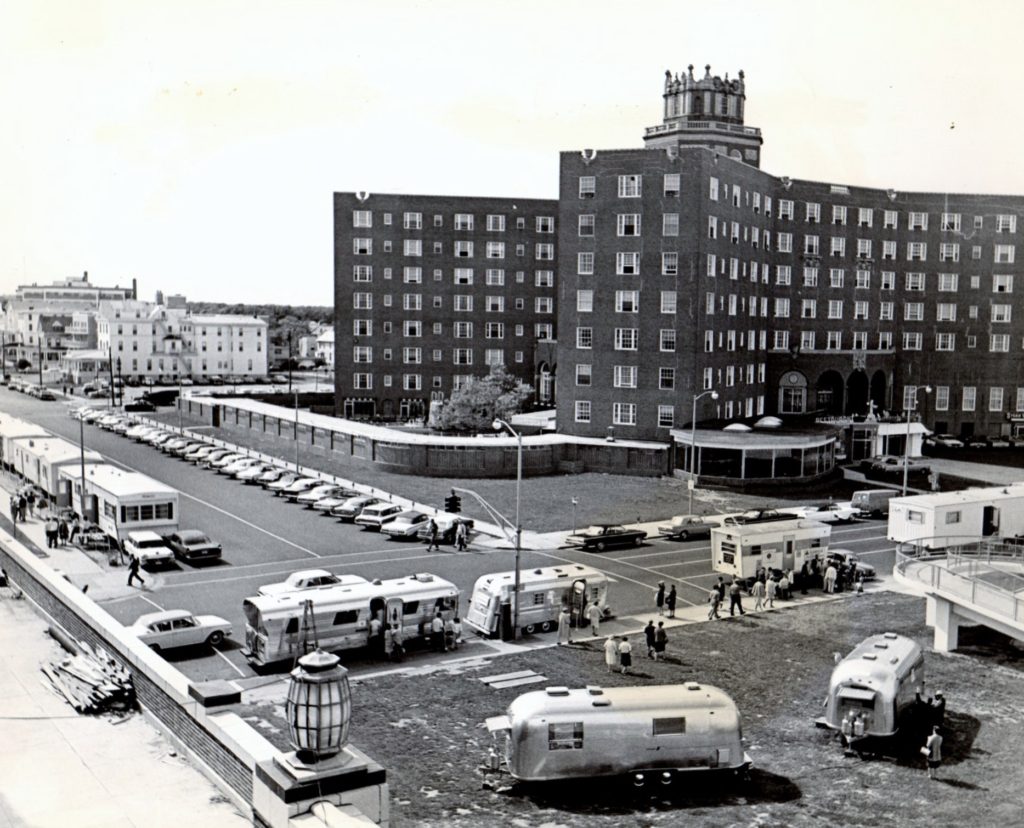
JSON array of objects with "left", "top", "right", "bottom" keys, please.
[
  {"left": 545, "top": 686, "right": 570, "bottom": 696},
  {"left": 685, "top": 682, "right": 702, "bottom": 691},
  {"left": 873, "top": 642, "right": 889, "bottom": 650},
  {"left": 586, "top": 686, "right": 604, "bottom": 695},
  {"left": 412, "top": 573, "right": 434, "bottom": 582},
  {"left": 862, "top": 653, "right": 878, "bottom": 661},
  {"left": 372, "top": 579, "right": 383, "bottom": 585},
  {"left": 591, "top": 698, "right": 612, "bottom": 707},
  {"left": 883, "top": 632, "right": 898, "bottom": 640},
  {"left": 533, "top": 569, "right": 543, "bottom": 574}
]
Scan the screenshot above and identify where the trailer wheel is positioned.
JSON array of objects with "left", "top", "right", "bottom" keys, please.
[
  {"left": 523, "top": 623, "right": 537, "bottom": 635},
  {"left": 540, "top": 621, "right": 552, "bottom": 633}
]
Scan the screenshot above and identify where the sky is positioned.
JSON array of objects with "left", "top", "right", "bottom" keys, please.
[{"left": 1, "top": 0, "right": 1022, "bottom": 306}]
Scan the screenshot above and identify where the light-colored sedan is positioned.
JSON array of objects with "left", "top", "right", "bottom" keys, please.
[
  {"left": 128, "top": 609, "right": 232, "bottom": 652},
  {"left": 220, "top": 457, "right": 263, "bottom": 476},
  {"left": 257, "top": 569, "right": 368, "bottom": 597},
  {"left": 265, "top": 472, "right": 302, "bottom": 492},
  {"left": 354, "top": 502, "right": 403, "bottom": 530},
  {"left": 145, "top": 431, "right": 174, "bottom": 447},
  {"left": 235, "top": 463, "right": 279, "bottom": 482},
  {"left": 161, "top": 437, "right": 191, "bottom": 454},
  {"left": 381, "top": 510, "right": 431, "bottom": 539},
  {"left": 184, "top": 444, "right": 219, "bottom": 462},
  {"left": 122, "top": 530, "right": 175, "bottom": 569},
  {"left": 312, "top": 493, "right": 359, "bottom": 513},
  {"left": 826, "top": 549, "right": 877, "bottom": 580},
  {"left": 126, "top": 424, "right": 156, "bottom": 440},
  {"left": 280, "top": 478, "right": 323, "bottom": 500},
  {"left": 781, "top": 502, "right": 859, "bottom": 524},
  {"left": 331, "top": 495, "right": 382, "bottom": 521},
  {"left": 295, "top": 484, "right": 348, "bottom": 507},
  {"left": 208, "top": 452, "right": 246, "bottom": 471}
]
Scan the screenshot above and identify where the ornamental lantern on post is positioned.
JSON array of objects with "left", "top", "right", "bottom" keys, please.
[{"left": 285, "top": 649, "right": 351, "bottom": 763}]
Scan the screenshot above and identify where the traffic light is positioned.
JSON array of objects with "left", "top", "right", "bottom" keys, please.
[{"left": 444, "top": 491, "right": 461, "bottom": 513}]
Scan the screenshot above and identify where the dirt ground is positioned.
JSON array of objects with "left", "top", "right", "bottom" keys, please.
[{"left": 237, "top": 591, "right": 1024, "bottom": 827}]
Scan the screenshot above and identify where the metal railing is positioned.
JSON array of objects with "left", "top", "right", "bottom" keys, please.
[{"left": 644, "top": 121, "right": 761, "bottom": 137}]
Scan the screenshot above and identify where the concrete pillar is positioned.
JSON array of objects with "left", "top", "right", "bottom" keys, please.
[
  {"left": 925, "top": 595, "right": 936, "bottom": 626},
  {"left": 932, "top": 596, "right": 960, "bottom": 652}
]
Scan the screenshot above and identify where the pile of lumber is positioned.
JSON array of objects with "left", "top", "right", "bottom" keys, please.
[{"left": 41, "top": 636, "right": 136, "bottom": 714}]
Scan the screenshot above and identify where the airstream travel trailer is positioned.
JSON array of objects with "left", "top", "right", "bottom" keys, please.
[
  {"left": 887, "top": 484, "right": 1024, "bottom": 550},
  {"left": 821, "top": 632, "right": 925, "bottom": 746},
  {"left": 485, "top": 683, "right": 751, "bottom": 784},
  {"left": 242, "top": 572, "right": 459, "bottom": 667},
  {"left": 711, "top": 518, "right": 830, "bottom": 584},
  {"left": 464, "top": 564, "right": 610, "bottom": 638}
]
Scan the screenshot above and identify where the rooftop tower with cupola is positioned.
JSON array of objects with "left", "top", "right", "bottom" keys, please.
[{"left": 643, "top": 64, "right": 763, "bottom": 168}]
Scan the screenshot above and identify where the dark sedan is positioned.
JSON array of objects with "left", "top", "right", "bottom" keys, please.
[
  {"left": 566, "top": 524, "right": 647, "bottom": 552},
  {"left": 167, "top": 530, "right": 223, "bottom": 564}
]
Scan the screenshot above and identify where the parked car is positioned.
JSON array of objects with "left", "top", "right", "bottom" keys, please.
[
  {"left": 870, "top": 455, "right": 930, "bottom": 474},
  {"left": 198, "top": 448, "right": 235, "bottom": 465},
  {"left": 354, "top": 502, "right": 403, "bottom": 530},
  {"left": 280, "top": 478, "right": 323, "bottom": 500},
  {"left": 416, "top": 515, "right": 475, "bottom": 545},
  {"left": 184, "top": 444, "right": 219, "bottom": 462},
  {"left": 145, "top": 431, "right": 173, "bottom": 447},
  {"left": 781, "top": 502, "right": 859, "bottom": 524},
  {"left": 966, "top": 435, "right": 1011, "bottom": 449},
  {"left": 331, "top": 495, "right": 382, "bottom": 521},
  {"left": 128, "top": 609, "right": 232, "bottom": 652},
  {"left": 312, "top": 492, "right": 359, "bottom": 513},
  {"left": 219, "top": 457, "right": 263, "bottom": 476},
  {"left": 826, "top": 549, "right": 877, "bottom": 580},
  {"left": 38, "top": 388, "right": 58, "bottom": 401},
  {"left": 207, "top": 452, "right": 246, "bottom": 470},
  {"left": 160, "top": 437, "right": 191, "bottom": 454},
  {"left": 925, "top": 433, "right": 964, "bottom": 448},
  {"left": 381, "top": 510, "right": 431, "bottom": 539},
  {"left": 122, "top": 530, "right": 175, "bottom": 569},
  {"left": 257, "top": 569, "right": 366, "bottom": 597},
  {"left": 295, "top": 484, "right": 348, "bottom": 507},
  {"left": 111, "top": 420, "right": 132, "bottom": 435},
  {"left": 235, "top": 463, "right": 278, "bottom": 482},
  {"left": 125, "top": 424, "right": 156, "bottom": 440},
  {"left": 166, "top": 530, "right": 222, "bottom": 564},
  {"left": 124, "top": 400, "right": 157, "bottom": 413},
  {"left": 658, "top": 514, "right": 718, "bottom": 541},
  {"left": 721, "top": 508, "right": 793, "bottom": 526},
  {"left": 264, "top": 471, "right": 301, "bottom": 491},
  {"left": 567, "top": 524, "right": 647, "bottom": 552},
  {"left": 171, "top": 441, "right": 207, "bottom": 457}
]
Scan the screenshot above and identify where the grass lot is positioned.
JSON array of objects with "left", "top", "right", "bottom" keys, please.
[{"left": 236, "top": 592, "right": 1024, "bottom": 827}]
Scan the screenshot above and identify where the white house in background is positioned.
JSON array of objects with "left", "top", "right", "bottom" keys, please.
[
  {"left": 189, "top": 314, "right": 268, "bottom": 379},
  {"left": 315, "top": 328, "right": 334, "bottom": 367}
]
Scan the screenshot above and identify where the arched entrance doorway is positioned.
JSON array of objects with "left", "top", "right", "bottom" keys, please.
[
  {"left": 846, "top": 371, "right": 869, "bottom": 415},
  {"left": 869, "top": 371, "right": 887, "bottom": 416},
  {"left": 778, "top": 370, "right": 807, "bottom": 414},
  {"left": 536, "top": 362, "right": 553, "bottom": 405},
  {"left": 816, "top": 370, "right": 845, "bottom": 415}
]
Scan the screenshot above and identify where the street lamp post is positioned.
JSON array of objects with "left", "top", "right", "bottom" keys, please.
[
  {"left": 492, "top": 417, "right": 522, "bottom": 639},
  {"left": 688, "top": 389, "right": 719, "bottom": 515},
  {"left": 571, "top": 497, "right": 578, "bottom": 535},
  {"left": 902, "top": 384, "right": 932, "bottom": 496},
  {"left": 294, "top": 390, "right": 300, "bottom": 472}
]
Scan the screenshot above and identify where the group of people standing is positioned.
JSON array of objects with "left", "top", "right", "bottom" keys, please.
[
  {"left": 654, "top": 581, "right": 678, "bottom": 618},
  {"left": 424, "top": 519, "right": 469, "bottom": 552},
  {"left": 10, "top": 486, "right": 81, "bottom": 550}
]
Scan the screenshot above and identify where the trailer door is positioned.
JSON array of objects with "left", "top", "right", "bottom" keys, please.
[
  {"left": 386, "top": 596, "right": 404, "bottom": 628},
  {"left": 569, "top": 579, "right": 588, "bottom": 628},
  {"left": 982, "top": 506, "right": 1000, "bottom": 537}
]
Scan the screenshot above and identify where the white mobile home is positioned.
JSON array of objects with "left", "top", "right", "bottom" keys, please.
[
  {"left": 59, "top": 464, "right": 179, "bottom": 542},
  {"left": 887, "top": 484, "right": 1024, "bottom": 550},
  {"left": 0, "top": 414, "right": 49, "bottom": 471},
  {"left": 10, "top": 436, "right": 102, "bottom": 496},
  {"left": 464, "top": 564, "right": 611, "bottom": 638},
  {"left": 712, "top": 518, "right": 831, "bottom": 582}
]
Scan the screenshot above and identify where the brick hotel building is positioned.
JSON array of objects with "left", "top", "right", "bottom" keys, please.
[{"left": 336, "top": 65, "right": 1024, "bottom": 444}]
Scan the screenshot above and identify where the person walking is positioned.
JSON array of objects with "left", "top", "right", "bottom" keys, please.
[
  {"left": 644, "top": 620, "right": 656, "bottom": 657},
  {"left": 666, "top": 585, "right": 677, "bottom": 619},
  {"left": 728, "top": 580, "right": 745, "bottom": 616},
  {"left": 824, "top": 563, "right": 838, "bottom": 594},
  {"left": 765, "top": 576, "right": 778, "bottom": 608},
  {"left": 451, "top": 616, "right": 463, "bottom": 649},
  {"left": 68, "top": 515, "right": 81, "bottom": 545},
  {"left": 431, "top": 612, "right": 446, "bottom": 652},
  {"left": 26, "top": 489, "right": 36, "bottom": 518},
  {"left": 618, "top": 636, "right": 633, "bottom": 675},
  {"left": 779, "top": 572, "right": 791, "bottom": 600},
  {"left": 655, "top": 581, "right": 666, "bottom": 615},
  {"left": 924, "top": 725, "right": 943, "bottom": 779},
  {"left": 586, "top": 602, "right": 602, "bottom": 637},
  {"left": 715, "top": 576, "right": 727, "bottom": 604},
  {"left": 58, "top": 518, "right": 69, "bottom": 546},
  {"left": 751, "top": 578, "right": 766, "bottom": 611},
  {"left": 45, "top": 516, "right": 58, "bottom": 548},
  {"left": 9, "top": 495, "right": 18, "bottom": 524},
  {"left": 708, "top": 587, "right": 722, "bottom": 619},
  {"left": 557, "top": 607, "right": 572, "bottom": 646},
  {"left": 126, "top": 555, "right": 145, "bottom": 588},
  {"left": 454, "top": 520, "right": 468, "bottom": 551},
  {"left": 18, "top": 494, "right": 27, "bottom": 522},
  {"left": 426, "top": 519, "right": 440, "bottom": 551},
  {"left": 654, "top": 622, "right": 668, "bottom": 661},
  {"left": 604, "top": 636, "right": 619, "bottom": 673}
]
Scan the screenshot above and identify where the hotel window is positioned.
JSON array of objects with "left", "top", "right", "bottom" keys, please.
[
  {"left": 707, "top": 216, "right": 718, "bottom": 239},
  {"left": 705, "top": 292, "right": 716, "bottom": 315},
  {"left": 352, "top": 210, "right": 372, "bottom": 227},
  {"left": 903, "top": 332, "right": 922, "bottom": 350},
  {"left": 831, "top": 237, "right": 846, "bottom": 257},
  {"left": 771, "top": 330, "right": 790, "bottom": 350},
  {"left": 535, "top": 297, "right": 554, "bottom": 314},
  {"left": 486, "top": 268, "right": 505, "bottom": 285},
  {"left": 454, "top": 240, "right": 473, "bottom": 257},
  {"left": 576, "top": 327, "right": 593, "bottom": 349},
  {"left": 484, "top": 349, "right": 504, "bottom": 367},
  {"left": 936, "top": 303, "right": 957, "bottom": 321},
  {"left": 991, "top": 334, "right": 1010, "bottom": 352},
  {"left": 515, "top": 298, "right": 524, "bottom": 309},
  {"left": 706, "top": 253, "right": 718, "bottom": 277},
  {"left": 353, "top": 238, "right": 372, "bottom": 255},
  {"left": 962, "top": 386, "right": 976, "bottom": 411},
  {"left": 994, "top": 274, "right": 1014, "bottom": 293},
  {"left": 403, "top": 320, "right": 421, "bottom": 337},
  {"left": 777, "top": 232, "right": 792, "bottom": 253},
  {"left": 615, "top": 328, "right": 638, "bottom": 350},
  {"left": 449, "top": 268, "right": 473, "bottom": 286},
  {"left": 704, "top": 330, "right": 714, "bottom": 352},
  {"left": 801, "top": 299, "right": 817, "bottom": 319},
  {"left": 535, "top": 243, "right": 554, "bottom": 260},
  {"left": 936, "top": 333, "right": 956, "bottom": 351},
  {"left": 353, "top": 373, "right": 372, "bottom": 390},
  {"left": 992, "top": 304, "right": 1012, "bottom": 323},
  {"left": 730, "top": 222, "right": 740, "bottom": 243},
  {"left": 909, "top": 211, "right": 928, "bottom": 231},
  {"left": 485, "top": 322, "right": 504, "bottom": 339},
  {"left": 486, "top": 214, "right": 506, "bottom": 232},
  {"left": 536, "top": 216, "right": 554, "bottom": 233},
  {"left": 906, "top": 242, "right": 927, "bottom": 261},
  {"left": 803, "top": 267, "right": 818, "bottom": 287},
  {"left": 578, "top": 214, "right": 595, "bottom": 236},
  {"left": 612, "top": 402, "right": 637, "bottom": 426},
  {"left": 660, "top": 329, "right": 676, "bottom": 351},
  {"left": 938, "top": 273, "right": 958, "bottom": 292},
  {"left": 709, "top": 177, "right": 719, "bottom": 201},
  {"left": 353, "top": 346, "right": 373, "bottom": 364},
  {"left": 353, "top": 292, "right": 372, "bottom": 310},
  {"left": 403, "top": 373, "right": 423, "bottom": 391},
  {"left": 615, "top": 290, "right": 639, "bottom": 313},
  {"left": 774, "top": 298, "right": 790, "bottom": 318},
  {"left": 972, "top": 245, "right": 982, "bottom": 260},
  {"left": 485, "top": 241, "right": 505, "bottom": 259},
  {"left": 353, "top": 319, "right": 372, "bottom": 336},
  {"left": 579, "top": 176, "right": 595, "bottom": 198},
  {"left": 856, "top": 238, "right": 872, "bottom": 258},
  {"left": 616, "top": 252, "right": 640, "bottom": 275},
  {"left": 657, "top": 406, "right": 675, "bottom": 428},
  {"left": 574, "top": 401, "right": 591, "bottom": 422},
  {"left": 832, "top": 205, "right": 847, "bottom": 225},
  {"left": 827, "top": 300, "right": 844, "bottom": 319},
  {"left": 452, "top": 348, "right": 473, "bottom": 365},
  {"left": 934, "top": 386, "right": 950, "bottom": 411},
  {"left": 1017, "top": 387, "right": 1024, "bottom": 413},
  {"left": 402, "top": 294, "right": 422, "bottom": 311},
  {"left": 904, "top": 302, "right": 924, "bottom": 321},
  {"left": 854, "top": 301, "right": 869, "bottom": 320},
  {"left": 453, "top": 295, "right": 473, "bottom": 312},
  {"left": 995, "top": 244, "right": 1015, "bottom": 263},
  {"left": 940, "top": 212, "right": 961, "bottom": 232},
  {"left": 778, "top": 199, "right": 793, "bottom": 219},
  {"left": 659, "top": 367, "right": 675, "bottom": 390},
  {"left": 852, "top": 269, "right": 870, "bottom": 290},
  {"left": 575, "top": 364, "right": 592, "bottom": 386},
  {"left": 858, "top": 207, "right": 873, "bottom": 227},
  {"left": 662, "top": 252, "right": 678, "bottom": 276},
  {"left": 535, "top": 270, "right": 554, "bottom": 287},
  {"left": 827, "top": 268, "right": 843, "bottom": 288},
  {"left": 883, "top": 210, "right": 898, "bottom": 229},
  {"left": 990, "top": 387, "right": 1005, "bottom": 411},
  {"left": 703, "top": 366, "right": 714, "bottom": 389},
  {"left": 577, "top": 252, "right": 595, "bottom": 275},
  {"left": 485, "top": 296, "right": 504, "bottom": 312},
  {"left": 453, "top": 213, "right": 474, "bottom": 231},
  {"left": 618, "top": 175, "right": 642, "bottom": 198},
  {"left": 775, "top": 265, "right": 791, "bottom": 285},
  {"left": 402, "top": 212, "right": 422, "bottom": 230},
  {"left": 660, "top": 291, "right": 677, "bottom": 314},
  {"left": 617, "top": 214, "right": 641, "bottom": 236},
  {"left": 852, "top": 332, "right": 867, "bottom": 350},
  {"left": 826, "top": 331, "right": 842, "bottom": 350},
  {"left": 878, "top": 331, "right": 893, "bottom": 349},
  {"left": 353, "top": 265, "right": 372, "bottom": 282},
  {"left": 402, "top": 347, "right": 422, "bottom": 364},
  {"left": 662, "top": 213, "right": 679, "bottom": 236},
  {"left": 997, "top": 214, "right": 1017, "bottom": 233},
  {"left": 613, "top": 365, "right": 638, "bottom": 388},
  {"left": 967, "top": 334, "right": 977, "bottom": 348},
  {"left": 905, "top": 272, "right": 925, "bottom": 291},
  {"left": 514, "top": 324, "right": 524, "bottom": 336},
  {"left": 795, "top": 331, "right": 813, "bottom": 352},
  {"left": 881, "top": 240, "right": 897, "bottom": 261},
  {"left": 805, "top": 202, "right": 820, "bottom": 223},
  {"left": 664, "top": 174, "right": 681, "bottom": 196},
  {"left": 804, "top": 235, "right": 820, "bottom": 256},
  {"left": 939, "top": 243, "right": 960, "bottom": 262}
]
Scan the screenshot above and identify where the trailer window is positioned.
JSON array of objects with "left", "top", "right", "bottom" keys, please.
[
  {"left": 652, "top": 717, "right": 686, "bottom": 736},
  {"left": 548, "top": 722, "right": 583, "bottom": 751},
  {"left": 285, "top": 618, "right": 299, "bottom": 635},
  {"left": 720, "top": 540, "right": 736, "bottom": 565},
  {"left": 403, "top": 602, "right": 419, "bottom": 615},
  {"left": 945, "top": 511, "right": 961, "bottom": 525},
  {"left": 332, "top": 610, "right": 358, "bottom": 625},
  {"left": 532, "top": 593, "right": 544, "bottom": 605},
  {"left": 749, "top": 545, "right": 762, "bottom": 556}
]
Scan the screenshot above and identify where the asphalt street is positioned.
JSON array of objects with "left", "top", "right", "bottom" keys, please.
[{"left": 2, "top": 388, "right": 895, "bottom": 684}]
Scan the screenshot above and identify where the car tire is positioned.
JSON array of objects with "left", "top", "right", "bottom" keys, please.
[
  {"left": 523, "top": 623, "right": 537, "bottom": 635},
  {"left": 595, "top": 541, "right": 607, "bottom": 552},
  {"left": 207, "top": 631, "right": 225, "bottom": 647},
  {"left": 679, "top": 530, "right": 690, "bottom": 541},
  {"left": 633, "top": 536, "right": 641, "bottom": 546}
]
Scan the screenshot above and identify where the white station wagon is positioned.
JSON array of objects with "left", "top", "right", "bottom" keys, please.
[{"left": 128, "top": 609, "right": 232, "bottom": 652}]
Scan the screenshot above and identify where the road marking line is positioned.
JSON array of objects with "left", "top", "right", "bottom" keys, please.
[
  {"left": 214, "top": 649, "right": 248, "bottom": 678},
  {"left": 138, "top": 593, "right": 165, "bottom": 611}
]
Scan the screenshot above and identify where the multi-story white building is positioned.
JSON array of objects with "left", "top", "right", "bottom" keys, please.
[{"left": 188, "top": 314, "right": 268, "bottom": 379}]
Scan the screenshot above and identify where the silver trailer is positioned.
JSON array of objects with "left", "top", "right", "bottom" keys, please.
[
  {"left": 821, "top": 632, "right": 925, "bottom": 745},
  {"left": 486, "top": 683, "right": 751, "bottom": 784}
]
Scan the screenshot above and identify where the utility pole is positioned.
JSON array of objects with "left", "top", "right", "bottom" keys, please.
[
  {"left": 288, "top": 330, "right": 293, "bottom": 394},
  {"left": 107, "top": 346, "right": 116, "bottom": 407},
  {"left": 37, "top": 340, "right": 43, "bottom": 387}
]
